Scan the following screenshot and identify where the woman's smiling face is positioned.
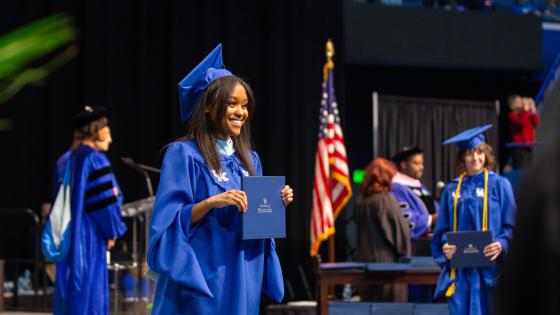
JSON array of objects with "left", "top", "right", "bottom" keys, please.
[
  {"left": 214, "top": 82, "right": 249, "bottom": 139},
  {"left": 464, "top": 146, "right": 486, "bottom": 176}
]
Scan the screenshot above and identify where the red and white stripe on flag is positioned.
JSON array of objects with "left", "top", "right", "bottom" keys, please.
[{"left": 310, "top": 60, "right": 352, "bottom": 257}]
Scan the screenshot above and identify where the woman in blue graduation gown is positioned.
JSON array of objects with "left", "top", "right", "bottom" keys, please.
[
  {"left": 431, "top": 125, "right": 516, "bottom": 315},
  {"left": 52, "top": 107, "right": 127, "bottom": 315},
  {"left": 147, "top": 44, "right": 294, "bottom": 315}
]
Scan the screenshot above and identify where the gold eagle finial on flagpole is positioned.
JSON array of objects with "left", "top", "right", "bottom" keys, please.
[
  {"left": 324, "top": 39, "right": 335, "bottom": 79},
  {"left": 326, "top": 39, "right": 335, "bottom": 62}
]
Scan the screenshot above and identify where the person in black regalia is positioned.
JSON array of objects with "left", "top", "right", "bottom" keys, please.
[{"left": 354, "top": 157, "right": 411, "bottom": 302}]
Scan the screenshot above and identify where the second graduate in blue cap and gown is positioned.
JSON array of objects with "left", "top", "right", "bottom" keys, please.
[
  {"left": 147, "top": 44, "right": 293, "bottom": 315},
  {"left": 431, "top": 124, "right": 516, "bottom": 315}
]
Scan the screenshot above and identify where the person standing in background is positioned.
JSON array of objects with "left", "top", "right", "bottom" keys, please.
[
  {"left": 52, "top": 106, "right": 127, "bottom": 315},
  {"left": 354, "top": 158, "right": 411, "bottom": 302},
  {"left": 508, "top": 95, "right": 540, "bottom": 169},
  {"left": 432, "top": 124, "right": 516, "bottom": 315},
  {"left": 391, "top": 147, "right": 439, "bottom": 300},
  {"left": 391, "top": 147, "right": 439, "bottom": 240}
]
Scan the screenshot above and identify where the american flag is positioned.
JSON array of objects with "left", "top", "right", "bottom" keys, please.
[{"left": 310, "top": 56, "right": 352, "bottom": 257}]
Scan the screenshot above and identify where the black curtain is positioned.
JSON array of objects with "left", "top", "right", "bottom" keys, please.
[
  {"left": 0, "top": 0, "right": 345, "bottom": 302},
  {"left": 378, "top": 95, "right": 500, "bottom": 192}
]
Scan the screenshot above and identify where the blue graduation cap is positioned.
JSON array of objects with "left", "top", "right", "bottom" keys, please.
[
  {"left": 442, "top": 124, "right": 492, "bottom": 151},
  {"left": 178, "top": 44, "right": 233, "bottom": 122}
]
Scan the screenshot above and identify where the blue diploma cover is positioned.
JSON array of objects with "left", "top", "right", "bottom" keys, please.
[
  {"left": 447, "top": 231, "right": 495, "bottom": 268},
  {"left": 241, "top": 176, "right": 286, "bottom": 240}
]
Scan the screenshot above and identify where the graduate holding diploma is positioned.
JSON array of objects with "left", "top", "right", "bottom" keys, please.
[
  {"left": 147, "top": 44, "right": 294, "bottom": 315},
  {"left": 431, "top": 124, "right": 516, "bottom": 315}
]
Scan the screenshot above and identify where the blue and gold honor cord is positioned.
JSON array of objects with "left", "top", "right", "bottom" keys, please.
[{"left": 445, "top": 169, "right": 488, "bottom": 297}]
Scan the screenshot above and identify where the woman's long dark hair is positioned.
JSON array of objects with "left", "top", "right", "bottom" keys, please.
[{"left": 176, "top": 75, "right": 257, "bottom": 175}]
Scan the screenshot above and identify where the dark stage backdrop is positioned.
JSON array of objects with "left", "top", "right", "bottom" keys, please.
[
  {"left": 0, "top": 0, "right": 344, "bottom": 302},
  {"left": 377, "top": 95, "right": 500, "bottom": 193}
]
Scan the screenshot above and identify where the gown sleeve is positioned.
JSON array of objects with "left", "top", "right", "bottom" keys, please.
[
  {"left": 147, "top": 142, "right": 213, "bottom": 298},
  {"left": 431, "top": 187, "right": 451, "bottom": 267},
  {"left": 495, "top": 177, "right": 516, "bottom": 255},
  {"left": 84, "top": 152, "right": 127, "bottom": 240},
  {"left": 391, "top": 183, "right": 430, "bottom": 239},
  {"left": 430, "top": 186, "right": 454, "bottom": 299},
  {"left": 251, "top": 151, "right": 285, "bottom": 302},
  {"left": 262, "top": 238, "right": 284, "bottom": 302}
]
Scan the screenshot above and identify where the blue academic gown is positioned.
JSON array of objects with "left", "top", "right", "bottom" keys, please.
[
  {"left": 147, "top": 141, "right": 284, "bottom": 315},
  {"left": 53, "top": 145, "right": 127, "bottom": 315},
  {"left": 391, "top": 183, "right": 431, "bottom": 240},
  {"left": 431, "top": 171, "right": 516, "bottom": 315}
]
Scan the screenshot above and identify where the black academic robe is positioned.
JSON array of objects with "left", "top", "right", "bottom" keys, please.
[{"left": 354, "top": 191, "right": 411, "bottom": 302}]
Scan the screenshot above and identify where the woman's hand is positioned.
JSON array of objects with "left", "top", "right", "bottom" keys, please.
[
  {"left": 483, "top": 241, "right": 502, "bottom": 261},
  {"left": 192, "top": 190, "right": 248, "bottom": 226},
  {"left": 107, "top": 238, "right": 116, "bottom": 250},
  {"left": 281, "top": 185, "right": 294, "bottom": 206},
  {"left": 443, "top": 243, "right": 456, "bottom": 260},
  {"left": 207, "top": 190, "right": 248, "bottom": 213}
]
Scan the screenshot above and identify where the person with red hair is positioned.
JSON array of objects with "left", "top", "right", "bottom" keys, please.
[{"left": 354, "top": 158, "right": 411, "bottom": 302}]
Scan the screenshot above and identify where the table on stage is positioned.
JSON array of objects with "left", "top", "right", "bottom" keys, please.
[{"left": 313, "top": 256, "right": 441, "bottom": 315}]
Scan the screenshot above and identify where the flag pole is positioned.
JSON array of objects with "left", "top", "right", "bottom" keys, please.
[
  {"left": 326, "top": 39, "right": 336, "bottom": 263},
  {"left": 311, "top": 38, "right": 351, "bottom": 261}
]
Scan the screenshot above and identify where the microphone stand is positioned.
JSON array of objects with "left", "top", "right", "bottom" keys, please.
[
  {"left": 143, "top": 170, "right": 154, "bottom": 198},
  {"left": 120, "top": 157, "right": 160, "bottom": 290},
  {"left": 120, "top": 157, "right": 159, "bottom": 197},
  {"left": 132, "top": 163, "right": 161, "bottom": 174}
]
